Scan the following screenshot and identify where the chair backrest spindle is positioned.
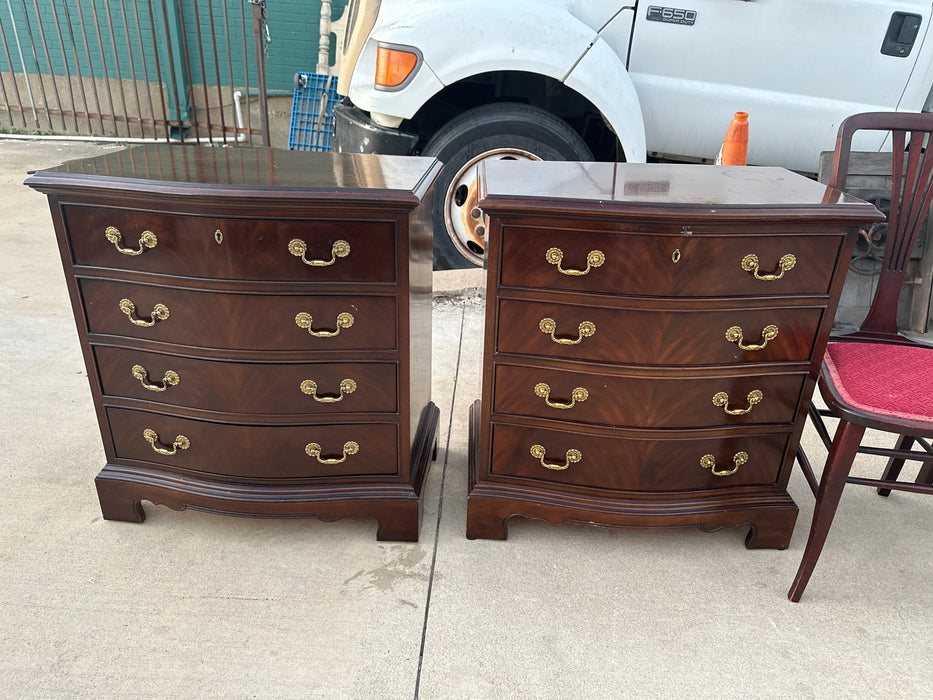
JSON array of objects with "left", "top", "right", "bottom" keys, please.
[{"left": 826, "top": 112, "right": 933, "bottom": 343}]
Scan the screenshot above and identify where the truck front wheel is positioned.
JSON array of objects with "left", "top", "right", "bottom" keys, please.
[{"left": 422, "top": 103, "right": 593, "bottom": 269}]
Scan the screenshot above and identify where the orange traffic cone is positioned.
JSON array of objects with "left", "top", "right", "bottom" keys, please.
[{"left": 715, "top": 111, "right": 749, "bottom": 166}]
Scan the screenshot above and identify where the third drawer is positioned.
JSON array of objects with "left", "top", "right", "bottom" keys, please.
[
  {"left": 492, "top": 364, "right": 808, "bottom": 428},
  {"left": 95, "top": 346, "right": 398, "bottom": 415}
]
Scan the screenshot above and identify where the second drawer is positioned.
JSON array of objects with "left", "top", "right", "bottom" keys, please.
[
  {"left": 82, "top": 279, "right": 398, "bottom": 351},
  {"left": 95, "top": 346, "right": 398, "bottom": 415},
  {"left": 492, "top": 364, "right": 808, "bottom": 428}
]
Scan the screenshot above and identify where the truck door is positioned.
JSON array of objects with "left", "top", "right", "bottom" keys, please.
[{"left": 627, "top": 0, "right": 932, "bottom": 172}]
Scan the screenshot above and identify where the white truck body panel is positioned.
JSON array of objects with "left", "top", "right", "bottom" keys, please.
[
  {"left": 627, "top": 0, "right": 932, "bottom": 172},
  {"left": 349, "top": 0, "right": 599, "bottom": 119},
  {"left": 342, "top": 0, "right": 933, "bottom": 171},
  {"left": 564, "top": 33, "right": 648, "bottom": 163}
]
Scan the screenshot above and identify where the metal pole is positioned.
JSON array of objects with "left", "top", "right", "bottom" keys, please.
[
  {"left": 251, "top": 0, "right": 270, "bottom": 147},
  {"left": 5, "top": 0, "right": 38, "bottom": 126}
]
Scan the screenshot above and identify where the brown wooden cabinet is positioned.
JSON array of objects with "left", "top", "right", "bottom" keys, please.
[
  {"left": 467, "top": 161, "right": 881, "bottom": 547},
  {"left": 27, "top": 145, "right": 441, "bottom": 541}
]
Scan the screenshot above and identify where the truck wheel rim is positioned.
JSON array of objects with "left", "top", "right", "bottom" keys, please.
[{"left": 443, "top": 148, "right": 540, "bottom": 266}]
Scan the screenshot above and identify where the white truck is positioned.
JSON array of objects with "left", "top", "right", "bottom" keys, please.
[{"left": 333, "top": 0, "right": 933, "bottom": 269}]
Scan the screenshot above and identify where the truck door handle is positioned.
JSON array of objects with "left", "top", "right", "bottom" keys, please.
[{"left": 881, "top": 12, "right": 922, "bottom": 57}]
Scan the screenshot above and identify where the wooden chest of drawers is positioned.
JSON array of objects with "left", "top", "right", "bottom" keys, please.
[
  {"left": 26, "top": 145, "right": 441, "bottom": 541},
  {"left": 467, "top": 161, "right": 880, "bottom": 547}
]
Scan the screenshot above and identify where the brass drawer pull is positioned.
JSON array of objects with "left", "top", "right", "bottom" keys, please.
[
  {"left": 132, "top": 364, "right": 180, "bottom": 392},
  {"left": 725, "top": 324, "right": 778, "bottom": 351},
  {"left": 539, "top": 318, "right": 596, "bottom": 345},
  {"left": 545, "top": 247, "right": 605, "bottom": 276},
  {"left": 534, "top": 382, "right": 588, "bottom": 409},
  {"left": 305, "top": 440, "right": 359, "bottom": 464},
  {"left": 143, "top": 428, "right": 190, "bottom": 456},
  {"left": 712, "top": 389, "right": 763, "bottom": 416},
  {"left": 700, "top": 451, "right": 748, "bottom": 477},
  {"left": 300, "top": 378, "right": 357, "bottom": 403},
  {"left": 530, "top": 444, "right": 582, "bottom": 471},
  {"left": 741, "top": 253, "right": 796, "bottom": 281},
  {"left": 119, "top": 298, "right": 170, "bottom": 327},
  {"left": 289, "top": 238, "right": 350, "bottom": 267},
  {"left": 105, "top": 226, "right": 157, "bottom": 256},
  {"left": 295, "top": 312, "right": 354, "bottom": 338}
]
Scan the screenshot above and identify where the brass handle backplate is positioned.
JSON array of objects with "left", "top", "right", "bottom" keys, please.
[
  {"left": 105, "top": 226, "right": 157, "bottom": 255},
  {"left": 712, "top": 389, "right": 763, "bottom": 416},
  {"left": 295, "top": 312, "right": 354, "bottom": 338},
  {"left": 700, "top": 451, "right": 748, "bottom": 477},
  {"left": 119, "top": 298, "right": 170, "bottom": 327},
  {"left": 534, "top": 382, "right": 588, "bottom": 409},
  {"left": 305, "top": 440, "right": 359, "bottom": 464},
  {"left": 725, "top": 324, "right": 779, "bottom": 351},
  {"left": 530, "top": 444, "right": 582, "bottom": 471},
  {"left": 132, "top": 364, "right": 180, "bottom": 392},
  {"left": 741, "top": 253, "right": 796, "bottom": 281},
  {"left": 545, "top": 247, "right": 605, "bottom": 276},
  {"left": 300, "top": 378, "right": 357, "bottom": 403},
  {"left": 539, "top": 318, "right": 596, "bottom": 345},
  {"left": 143, "top": 428, "right": 190, "bottom": 456},
  {"left": 289, "top": 238, "right": 350, "bottom": 267}
]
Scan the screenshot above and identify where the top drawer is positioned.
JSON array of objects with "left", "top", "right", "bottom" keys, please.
[
  {"left": 498, "top": 226, "right": 843, "bottom": 297},
  {"left": 63, "top": 205, "right": 396, "bottom": 283}
]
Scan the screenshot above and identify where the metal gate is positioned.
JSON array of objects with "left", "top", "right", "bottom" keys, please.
[{"left": 0, "top": 0, "right": 269, "bottom": 146}]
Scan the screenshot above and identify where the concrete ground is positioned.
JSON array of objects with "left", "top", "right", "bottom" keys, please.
[{"left": 1, "top": 140, "right": 931, "bottom": 698}]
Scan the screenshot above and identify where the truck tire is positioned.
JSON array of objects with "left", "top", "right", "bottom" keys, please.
[{"left": 422, "top": 103, "right": 593, "bottom": 269}]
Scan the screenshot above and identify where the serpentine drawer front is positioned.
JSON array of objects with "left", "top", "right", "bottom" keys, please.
[
  {"left": 27, "top": 145, "right": 441, "bottom": 542},
  {"left": 468, "top": 161, "right": 881, "bottom": 548},
  {"left": 81, "top": 279, "right": 399, "bottom": 352},
  {"left": 106, "top": 408, "right": 400, "bottom": 479},
  {"left": 489, "top": 424, "right": 791, "bottom": 491},
  {"left": 492, "top": 364, "right": 808, "bottom": 428},
  {"left": 66, "top": 205, "right": 398, "bottom": 283},
  {"left": 499, "top": 227, "right": 843, "bottom": 297},
  {"left": 94, "top": 347, "right": 398, "bottom": 415}
]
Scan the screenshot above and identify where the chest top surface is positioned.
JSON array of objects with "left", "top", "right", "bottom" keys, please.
[
  {"left": 25, "top": 144, "right": 442, "bottom": 208},
  {"left": 478, "top": 161, "right": 880, "bottom": 224}
]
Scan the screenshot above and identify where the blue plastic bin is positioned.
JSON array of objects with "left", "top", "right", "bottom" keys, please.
[{"left": 288, "top": 72, "right": 339, "bottom": 151}]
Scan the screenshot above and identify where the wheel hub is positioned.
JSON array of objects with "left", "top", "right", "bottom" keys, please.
[{"left": 443, "top": 148, "right": 540, "bottom": 266}]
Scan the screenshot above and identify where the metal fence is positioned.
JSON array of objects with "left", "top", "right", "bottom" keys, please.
[{"left": 0, "top": 0, "right": 269, "bottom": 146}]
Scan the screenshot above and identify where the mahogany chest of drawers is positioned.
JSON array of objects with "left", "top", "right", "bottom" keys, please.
[
  {"left": 27, "top": 145, "right": 441, "bottom": 541},
  {"left": 467, "top": 161, "right": 880, "bottom": 547}
]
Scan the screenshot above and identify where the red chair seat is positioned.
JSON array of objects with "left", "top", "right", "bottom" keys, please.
[{"left": 824, "top": 341, "right": 933, "bottom": 423}]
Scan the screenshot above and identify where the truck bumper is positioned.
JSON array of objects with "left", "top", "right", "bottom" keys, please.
[{"left": 334, "top": 101, "right": 419, "bottom": 155}]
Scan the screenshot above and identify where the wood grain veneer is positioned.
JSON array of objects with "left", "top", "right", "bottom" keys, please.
[
  {"left": 26, "top": 145, "right": 441, "bottom": 541},
  {"left": 468, "top": 161, "right": 882, "bottom": 547}
]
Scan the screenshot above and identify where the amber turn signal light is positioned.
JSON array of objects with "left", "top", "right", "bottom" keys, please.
[{"left": 375, "top": 46, "right": 419, "bottom": 88}]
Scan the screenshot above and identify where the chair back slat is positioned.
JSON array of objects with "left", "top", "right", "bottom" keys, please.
[
  {"left": 903, "top": 133, "right": 933, "bottom": 262},
  {"left": 827, "top": 112, "right": 933, "bottom": 343}
]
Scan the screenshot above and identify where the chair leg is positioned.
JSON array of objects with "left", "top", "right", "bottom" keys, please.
[
  {"left": 917, "top": 461, "right": 933, "bottom": 486},
  {"left": 878, "top": 434, "right": 914, "bottom": 497},
  {"left": 788, "top": 419, "right": 866, "bottom": 602}
]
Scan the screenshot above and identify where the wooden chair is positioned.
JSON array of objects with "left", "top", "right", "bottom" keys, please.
[{"left": 789, "top": 112, "right": 933, "bottom": 601}]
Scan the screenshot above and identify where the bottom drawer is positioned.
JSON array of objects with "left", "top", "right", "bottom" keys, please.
[
  {"left": 107, "top": 407, "right": 399, "bottom": 479},
  {"left": 490, "top": 423, "right": 789, "bottom": 491}
]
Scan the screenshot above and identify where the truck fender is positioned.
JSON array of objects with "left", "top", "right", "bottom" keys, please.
[
  {"left": 564, "top": 37, "right": 647, "bottom": 164},
  {"left": 348, "top": 0, "right": 598, "bottom": 120}
]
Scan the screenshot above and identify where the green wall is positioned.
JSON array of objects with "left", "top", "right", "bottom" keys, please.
[{"left": 0, "top": 0, "right": 349, "bottom": 93}]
